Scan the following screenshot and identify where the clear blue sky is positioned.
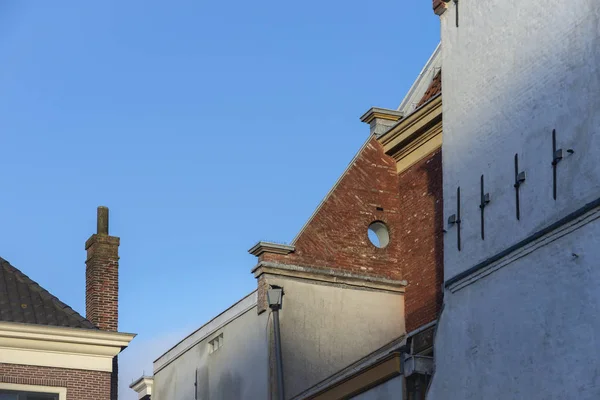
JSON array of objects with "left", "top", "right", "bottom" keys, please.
[{"left": 0, "top": 1, "right": 438, "bottom": 398}]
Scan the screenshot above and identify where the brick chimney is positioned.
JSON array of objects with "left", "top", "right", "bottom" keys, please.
[
  {"left": 85, "top": 206, "right": 120, "bottom": 331},
  {"left": 86, "top": 206, "right": 120, "bottom": 400}
]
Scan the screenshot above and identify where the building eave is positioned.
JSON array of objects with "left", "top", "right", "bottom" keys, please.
[
  {"left": 397, "top": 43, "right": 442, "bottom": 113},
  {"left": 294, "top": 320, "right": 438, "bottom": 399},
  {"left": 0, "top": 321, "right": 136, "bottom": 372},
  {"left": 153, "top": 291, "right": 257, "bottom": 374},
  {"left": 129, "top": 376, "right": 154, "bottom": 399},
  {"left": 378, "top": 94, "right": 442, "bottom": 173},
  {"left": 359, "top": 107, "right": 404, "bottom": 124},
  {"left": 293, "top": 336, "right": 407, "bottom": 400},
  {"left": 253, "top": 261, "right": 407, "bottom": 293}
]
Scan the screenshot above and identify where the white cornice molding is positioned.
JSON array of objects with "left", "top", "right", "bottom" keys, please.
[
  {"left": 0, "top": 322, "right": 136, "bottom": 372},
  {"left": 130, "top": 376, "right": 154, "bottom": 399}
]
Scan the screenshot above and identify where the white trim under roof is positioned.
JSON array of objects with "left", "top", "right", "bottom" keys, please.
[
  {"left": 153, "top": 291, "right": 257, "bottom": 374},
  {"left": 129, "top": 376, "right": 154, "bottom": 399},
  {"left": 0, "top": 321, "right": 136, "bottom": 372},
  {"left": 397, "top": 43, "right": 441, "bottom": 115}
]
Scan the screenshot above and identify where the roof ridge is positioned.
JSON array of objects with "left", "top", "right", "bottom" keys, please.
[{"left": 0, "top": 257, "right": 97, "bottom": 329}]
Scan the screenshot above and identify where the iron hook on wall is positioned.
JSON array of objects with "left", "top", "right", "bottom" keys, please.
[{"left": 447, "top": 187, "right": 462, "bottom": 251}]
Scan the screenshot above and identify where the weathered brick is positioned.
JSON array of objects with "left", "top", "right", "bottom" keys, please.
[
  {"left": 84, "top": 208, "right": 120, "bottom": 400},
  {"left": 261, "top": 137, "right": 404, "bottom": 280},
  {"left": 259, "top": 137, "right": 443, "bottom": 333},
  {"left": 397, "top": 150, "right": 444, "bottom": 332}
]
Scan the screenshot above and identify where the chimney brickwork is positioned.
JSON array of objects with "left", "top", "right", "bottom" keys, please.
[
  {"left": 85, "top": 206, "right": 119, "bottom": 332},
  {"left": 85, "top": 206, "right": 120, "bottom": 400}
]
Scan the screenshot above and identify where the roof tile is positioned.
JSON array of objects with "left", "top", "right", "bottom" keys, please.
[
  {"left": 0, "top": 258, "right": 96, "bottom": 329},
  {"left": 416, "top": 70, "right": 442, "bottom": 109}
]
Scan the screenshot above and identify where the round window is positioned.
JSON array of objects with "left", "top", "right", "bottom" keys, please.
[{"left": 368, "top": 222, "right": 389, "bottom": 248}]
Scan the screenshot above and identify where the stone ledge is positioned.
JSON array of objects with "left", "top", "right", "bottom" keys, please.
[
  {"left": 252, "top": 261, "right": 406, "bottom": 293},
  {"left": 248, "top": 241, "right": 295, "bottom": 256}
]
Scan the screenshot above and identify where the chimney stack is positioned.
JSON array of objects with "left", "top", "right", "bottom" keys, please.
[
  {"left": 85, "top": 206, "right": 120, "bottom": 331},
  {"left": 86, "top": 206, "right": 121, "bottom": 400}
]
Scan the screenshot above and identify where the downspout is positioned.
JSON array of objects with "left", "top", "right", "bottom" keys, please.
[
  {"left": 267, "top": 286, "right": 285, "bottom": 400},
  {"left": 273, "top": 307, "right": 285, "bottom": 400}
]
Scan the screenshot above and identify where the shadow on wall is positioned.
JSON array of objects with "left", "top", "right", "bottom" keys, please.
[
  {"left": 424, "top": 150, "right": 444, "bottom": 322},
  {"left": 214, "top": 371, "right": 243, "bottom": 400},
  {"left": 400, "top": 149, "right": 444, "bottom": 333}
]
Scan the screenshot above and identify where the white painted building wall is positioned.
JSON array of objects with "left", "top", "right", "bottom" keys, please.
[
  {"left": 150, "top": 276, "right": 404, "bottom": 400},
  {"left": 152, "top": 292, "right": 270, "bottom": 400},
  {"left": 430, "top": 0, "right": 600, "bottom": 398},
  {"left": 263, "top": 275, "right": 405, "bottom": 399}
]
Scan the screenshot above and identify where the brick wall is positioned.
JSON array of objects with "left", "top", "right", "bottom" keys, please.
[
  {"left": 260, "top": 136, "right": 404, "bottom": 280},
  {"left": 397, "top": 150, "right": 443, "bottom": 332},
  {"left": 0, "top": 363, "right": 111, "bottom": 400},
  {"left": 257, "top": 137, "right": 443, "bottom": 332}
]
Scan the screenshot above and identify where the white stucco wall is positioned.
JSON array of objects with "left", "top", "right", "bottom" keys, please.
[
  {"left": 152, "top": 294, "right": 269, "bottom": 400},
  {"left": 430, "top": 0, "right": 600, "bottom": 398},
  {"left": 429, "top": 216, "right": 600, "bottom": 399},
  {"left": 265, "top": 276, "right": 405, "bottom": 399},
  {"left": 351, "top": 375, "right": 403, "bottom": 400},
  {"left": 441, "top": 0, "right": 600, "bottom": 279},
  {"left": 151, "top": 278, "right": 404, "bottom": 400}
]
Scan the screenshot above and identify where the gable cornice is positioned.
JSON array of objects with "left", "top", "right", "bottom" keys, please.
[
  {"left": 0, "top": 321, "right": 135, "bottom": 372},
  {"left": 378, "top": 95, "right": 442, "bottom": 173}
]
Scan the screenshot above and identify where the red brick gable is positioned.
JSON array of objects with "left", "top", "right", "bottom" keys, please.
[{"left": 260, "top": 136, "right": 403, "bottom": 280}]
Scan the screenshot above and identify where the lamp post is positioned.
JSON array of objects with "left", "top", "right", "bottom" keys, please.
[{"left": 267, "top": 286, "right": 285, "bottom": 400}]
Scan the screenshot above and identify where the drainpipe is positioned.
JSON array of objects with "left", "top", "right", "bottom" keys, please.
[{"left": 267, "top": 286, "right": 285, "bottom": 400}]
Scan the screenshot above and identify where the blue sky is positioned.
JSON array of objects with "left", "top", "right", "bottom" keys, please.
[{"left": 0, "top": 1, "right": 438, "bottom": 398}]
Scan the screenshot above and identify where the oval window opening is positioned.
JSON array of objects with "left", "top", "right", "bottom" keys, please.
[{"left": 368, "top": 222, "right": 389, "bottom": 248}]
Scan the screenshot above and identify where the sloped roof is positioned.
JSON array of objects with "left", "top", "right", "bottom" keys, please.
[
  {"left": 415, "top": 70, "right": 441, "bottom": 108},
  {"left": 0, "top": 257, "right": 96, "bottom": 329},
  {"left": 397, "top": 43, "right": 441, "bottom": 114}
]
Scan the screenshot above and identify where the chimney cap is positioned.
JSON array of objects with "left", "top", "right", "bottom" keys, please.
[{"left": 97, "top": 206, "right": 109, "bottom": 235}]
